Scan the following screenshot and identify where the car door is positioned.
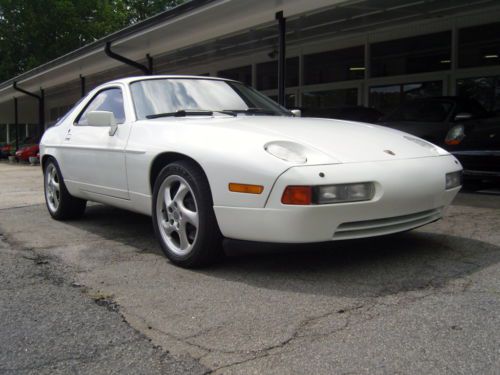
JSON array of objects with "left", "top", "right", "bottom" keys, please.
[{"left": 60, "top": 86, "right": 131, "bottom": 199}]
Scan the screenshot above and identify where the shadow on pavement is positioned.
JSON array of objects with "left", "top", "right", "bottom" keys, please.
[{"left": 72, "top": 204, "right": 500, "bottom": 298}]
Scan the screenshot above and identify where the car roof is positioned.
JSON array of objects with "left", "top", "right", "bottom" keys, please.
[{"left": 106, "top": 75, "right": 240, "bottom": 85}]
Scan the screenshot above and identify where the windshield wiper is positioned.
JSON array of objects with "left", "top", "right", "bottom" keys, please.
[
  {"left": 223, "top": 108, "right": 277, "bottom": 116},
  {"left": 146, "top": 110, "right": 213, "bottom": 119},
  {"left": 146, "top": 109, "right": 237, "bottom": 119}
]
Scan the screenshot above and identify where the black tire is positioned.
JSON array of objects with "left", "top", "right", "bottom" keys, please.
[
  {"left": 152, "top": 160, "right": 223, "bottom": 268},
  {"left": 43, "top": 157, "right": 87, "bottom": 220}
]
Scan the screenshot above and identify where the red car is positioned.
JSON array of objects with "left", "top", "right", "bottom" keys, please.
[
  {"left": 15, "top": 144, "right": 39, "bottom": 162},
  {"left": 0, "top": 143, "right": 12, "bottom": 158}
]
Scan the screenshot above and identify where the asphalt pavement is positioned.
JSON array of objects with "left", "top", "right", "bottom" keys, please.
[{"left": 0, "top": 161, "right": 499, "bottom": 374}]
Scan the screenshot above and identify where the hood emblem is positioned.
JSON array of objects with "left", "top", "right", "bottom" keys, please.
[{"left": 384, "top": 149, "right": 396, "bottom": 156}]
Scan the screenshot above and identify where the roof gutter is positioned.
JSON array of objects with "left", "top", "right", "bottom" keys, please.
[{"left": 0, "top": 0, "right": 218, "bottom": 91}]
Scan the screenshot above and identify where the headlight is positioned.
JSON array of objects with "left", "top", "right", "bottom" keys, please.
[
  {"left": 446, "top": 171, "right": 462, "bottom": 189},
  {"left": 445, "top": 125, "right": 465, "bottom": 145},
  {"left": 265, "top": 141, "right": 307, "bottom": 163},
  {"left": 281, "top": 182, "right": 375, "bottom": 205},
  {"left": 316, "top": 182, "right": 375, "bottom": 204}
]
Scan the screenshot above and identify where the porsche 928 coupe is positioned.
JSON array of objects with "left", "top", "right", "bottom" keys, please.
[{"left": 40, "top": 76, "right": 462, "bottom": 267}]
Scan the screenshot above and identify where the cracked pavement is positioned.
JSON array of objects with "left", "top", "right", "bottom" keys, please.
[{"left": 0, "top": 162, "right": 499, "bottom": 374}]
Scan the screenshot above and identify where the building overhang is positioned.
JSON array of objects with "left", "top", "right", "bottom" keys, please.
[{"left": 0, "top": 0, "right": 498, "bottom": 104}]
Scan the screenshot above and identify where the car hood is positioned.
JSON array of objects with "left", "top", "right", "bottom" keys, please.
[
  {"left": 214, "top": 116, "right": 447, "bottom": 163},
  {"left": 148, "top": 116, "right": 448, "bottom": 164}
]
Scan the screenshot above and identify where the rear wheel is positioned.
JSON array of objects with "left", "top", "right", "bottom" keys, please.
[
  {"left": 44, "top": 158, "right": 86, "bottom": 220},
  {"left": 152, "top": 161, "right": 223, "bottom": 268}
]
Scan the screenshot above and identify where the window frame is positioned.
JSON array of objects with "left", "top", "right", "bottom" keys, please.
[{"left": 74, "top": 86, "right": 126, "bottom": 127}]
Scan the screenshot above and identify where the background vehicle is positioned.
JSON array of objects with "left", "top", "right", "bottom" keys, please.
[
  {"left": 15, "top": 144, "right": 39, "bottom": 162},
  {"left": 0, "top": 143, "right": 12, "bottom": 158},
  {"left": 301, "top": 106, "right": 383, "bottom": 123},
  {"left": 445, "top": 120, "right": 500, "bottom": 189},
  {"left": 378, "top": 97, "right": 494, "bottom": 146}
]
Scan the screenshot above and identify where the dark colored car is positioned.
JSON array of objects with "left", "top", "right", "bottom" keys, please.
[
  {"left": 378, "top": 97, "right": 491, "bottom": 146},
  {"left": 444, "top": 119, "right": 500, "bottom": 188},
  {"left": 301, "top": 106, "right": 383, "bottom": 123}
]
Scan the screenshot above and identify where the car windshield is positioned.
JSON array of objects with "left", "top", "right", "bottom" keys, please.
[
  {"left": 130, "top": 78, "right": 291, "bottom": 120},
  {"left": 385, "top": 100, "right": 454, "bottom": 122}
]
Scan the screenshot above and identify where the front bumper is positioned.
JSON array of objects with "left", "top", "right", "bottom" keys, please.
[{"left": 214, "top": 155, "right": 461, "bottom": 243}]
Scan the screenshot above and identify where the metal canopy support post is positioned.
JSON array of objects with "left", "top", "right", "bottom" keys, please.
[
  {"left": 276, "top": 11, "right": 286, "bottom": 107},
  {"left": 12, "top": 82, "right": 45, "bottom": 140},
  {"left": 14, "top": 98, "right": 19, "bottom": 151},
  {"left": 39, "top": 89, "right": 45, "bottom": 137},
  {"left": 80, "top": 75, "right": 86, "bottom": 97},
  {"left": 105, "top": 42, "right": 153, "bottom": 75}
]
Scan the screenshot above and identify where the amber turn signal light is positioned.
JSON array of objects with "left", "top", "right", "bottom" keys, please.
[
  {"left": 281, "top": 186, "right": 312, "bottom": 205},
  {"left": 229, "top": 183, "right": 264, "bottom": 194}
]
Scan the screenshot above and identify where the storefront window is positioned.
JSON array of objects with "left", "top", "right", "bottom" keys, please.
[
  {"left": 370, "top": 81, "right": 442, "bottom": 115},
  {"left": 303, "top": 46, "right": 364, "bottom": 85},
  {"left": 268, "top": 94, "right": 296, "bottom": 108},
  {"left": 7, "top": 124, "right": 26, "bottom": 143},
  {"left": 459, "top": 22, "right": 500, "bottom": 68},
  {"left": 0, "top": 125, "right": 7, "bottom": 143},
  {"left": 217, "top": 65, "right": 252, "bottom": 86},
  {"left": 256, "top": 57, "right": 299, "bottom": 90},
  {"left": 28, "top": 124, "right": 38, "bottom": 139},
  {"left": 371, "top": 32, "right": 451, "bottom": 77},
  {"left": 457, "top": 76, "right": 500, "bottom": 113},
  {"left": 302, "top": 88, "right": 358, "bottom": 109}
]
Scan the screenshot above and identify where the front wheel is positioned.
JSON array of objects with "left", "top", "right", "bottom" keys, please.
[
  {"left": 44, "top": 158, "right": 86, "bottom": 220},
  {"left": 152, "top": 161, "right": 223, "bottom": 268}
]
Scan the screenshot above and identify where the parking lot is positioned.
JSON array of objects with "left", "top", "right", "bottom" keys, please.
[{"left": 1, "top": 161, "right": 499, "bottom": 374}]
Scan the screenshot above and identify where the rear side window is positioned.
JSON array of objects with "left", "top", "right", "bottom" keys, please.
[{"left": 76, "top": 88, "right": 125, "bottom": 125}]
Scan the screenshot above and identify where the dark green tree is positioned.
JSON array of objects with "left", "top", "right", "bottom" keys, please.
[{"left": 0, "top": 0, "right": 185, "bottom": 82}]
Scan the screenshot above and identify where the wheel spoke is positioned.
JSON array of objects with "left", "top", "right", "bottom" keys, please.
[
  {"left": 178, "top": 223, "right": 190, "bottom": 250},
  {"left": 164, "top": 187, "right": 173, "bottom": 208},
  {"left": 180, "top": 205, "right": 198, "bottom": 228},
  {"left": 173, "top": 182, "right": 189, "bottom": 205}
]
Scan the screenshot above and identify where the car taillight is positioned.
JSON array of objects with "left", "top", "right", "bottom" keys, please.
[{"left": 445, "top": 125, "right": 465, "bottom": 145}]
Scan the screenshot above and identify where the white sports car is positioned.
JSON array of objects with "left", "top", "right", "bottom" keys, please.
[{"left": 40, "top": 76, "right": 462, "bottom": 267}]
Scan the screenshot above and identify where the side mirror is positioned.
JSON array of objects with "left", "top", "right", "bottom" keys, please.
[
  {"left": 290, "top": 109, "right": 301, "bottom": 117},
  {"left": 86, "top": 111, "right": 117, "bottom": 136},
  {"left": 454, "top": 112, "right": 473, "bottom": 122}
]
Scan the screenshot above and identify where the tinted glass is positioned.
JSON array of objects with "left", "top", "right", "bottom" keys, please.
[
  {"left": 0, "top": 125, "right": 6, "bottom": 143},
  {"left": 457, "top": 76, "right": 500, "bottom": 113},
  {"left": 371, "top": 31, "right": 451, "bottom": 77},
  {"left": 77, "top": 88, "right": 125, "bottom": 125},
  {"left": 304, "top": 46, "right": 364, "bottom": 84},
  {"left": 302, "top": 88, "right": 358, "bottom": 109},
  {"left": 27, "top": 124, "right": 38, "bottom": 138},
  {"left": 130, "top": 78, "right": 290, "bottom": 120},
  {"left": 370, "top": 81, "right": 442, "bottom": 114},
  {"left": 385, "top": 100, "right": 453, "bottom": 122},
  {"left": 217, "top": 65, "right": 252, "bottom": 86},
  {"left": 459, "top": 22, "right": 500, "bottom": 68},
  {"left": 267, "top": 94, "right": 296, "bottom": 108},
  {"left": 256, "top": 57, "right": 299, "bottom": 90}
]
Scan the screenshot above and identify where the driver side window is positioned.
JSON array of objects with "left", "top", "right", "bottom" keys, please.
[{"left": 76, "top": 88, "right": 125, "bottom": 126}]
